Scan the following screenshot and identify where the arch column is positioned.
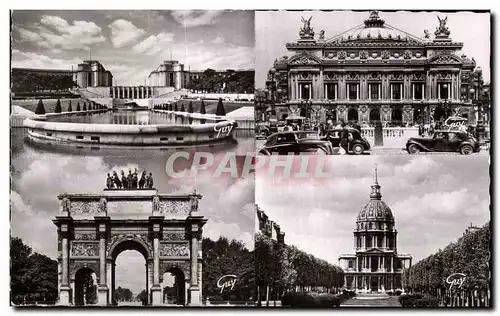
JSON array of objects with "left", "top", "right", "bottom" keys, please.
[
  {"left": 96, "top": 218, "right": 110, "bottom": 305},
  {"left": 55, "top": 218, "right": 72, "bottom": 305}
]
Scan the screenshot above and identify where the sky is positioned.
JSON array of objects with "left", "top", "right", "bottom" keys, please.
[
  {"left": 255, "top": 10, "right": 491, "bottom": 89},
  {"left": 256, "top": 155, "right": 490, "bottom": 266},
  {"left": 10, "top": 131, "right": 254, "bottom": 294},
  {"left": 11, "top": 10, "right": 255, "bottom": 85}
]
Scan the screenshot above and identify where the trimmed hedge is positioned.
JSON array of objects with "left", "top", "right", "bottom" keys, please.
[
  {"left": 281, "top": 292, "right": 341, "bottom": 307},
  {"left": 399, "top": 294, "right": 438, "bottom": 307}
]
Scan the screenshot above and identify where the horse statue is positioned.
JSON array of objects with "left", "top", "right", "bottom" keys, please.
[
  {"left": 112, "top": 171, "right": 122, "bottom": 189},
  {"left": 131, "top": 168, "right": 138, "bottom": 188},
  {"left": 139, "top": 171, "right": 147, "bottom": 189},
  {"left": 106, "top": 173, "right": 113, "bottom": 189},
  {"left": 146, "top": 173, "right": 154, "bottom": 189},
  {"left": 121, "top": 170, "right": 128, "bottom": 189}
]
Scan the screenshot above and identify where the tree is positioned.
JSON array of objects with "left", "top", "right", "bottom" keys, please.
[
  {"left": 83, "top": 103, "right": 87, "bottom": 111},
  {"left": 188, "top": 101, "right": 194, "bottom": 113},
  {"left": 10, "top": 237, "right": 58, "bottom": 304},
  {"left": 76, "top": 102, "right": 81, "bottom": 111},
  {"left": 10, "top": 237, "right": 33, "bottom": 302},
  {"left": 180, "top": 103, "right": 185, "bottom": 112},
  {"left": 54, "top": 99, "right": 62, "bottom": 113},
  {"left": 202, "top": 237, "right": 254, "bottom": 301},
  {"left": 34, "top": 99, "right": 46, "bottom": 115},
  {"left": 215, "top": 98, "right": 226, "bottom": 116},
  {"left": 174, "top": 104, "right": 178, "bottom": 112},
  {"left": 200, "top": 100, "right": 206, "bottom": 114},
  {"left": 67, "top": 101, "right": 72, "bottom": 112},
  {"left": 137, "top": 289, "right": 147, "bottom": 304}
]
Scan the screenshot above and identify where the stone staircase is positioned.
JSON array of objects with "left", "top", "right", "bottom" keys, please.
[{"left": 341, "top": 293, "right": 402, "bottom": 307}]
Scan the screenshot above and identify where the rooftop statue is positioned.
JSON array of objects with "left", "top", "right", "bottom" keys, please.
[
  {"left": 435, "top": 15, "right": 451, "bottom": 38},
  {"left": 424, "top": 29, "right": 430, "bottom": 39},
  {"left": 299, "top": 16, "right": 315, "bottom": 38},
  {"left": 319, "top": 30, "right": 325, "bottom": 40},
  {"left": 106, "top": 169, "right": 155, "bottom": 190}
]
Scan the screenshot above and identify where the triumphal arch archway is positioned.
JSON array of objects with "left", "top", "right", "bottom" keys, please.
[{"left": 53, "top": 176, "right": 207, "bottom": 306}]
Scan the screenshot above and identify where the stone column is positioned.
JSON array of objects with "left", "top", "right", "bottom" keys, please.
[
  {"left": 151, "top": 236, "right": 162, "bottom": 305},
  {"left": 188, "top": 229, "right": 201, "bottom": 305},
  {"left": 106, "top": 260, "right": 112, "bottom": 302},
  {"left": 97, "top": 229, "right": 108, "bottom": 305},
  {"left": 59, "top": 236, "right": 71, "bottom": 305},
  {"left": 141, "top": 86, "right": 144, "bottom": 99},
  {"left": 391, "top": 257, "right": 394, "bottom": 272}
]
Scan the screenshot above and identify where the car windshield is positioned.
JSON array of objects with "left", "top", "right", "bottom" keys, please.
[{"left": 296, "top": 132, "right": 320, "bottom": 140}]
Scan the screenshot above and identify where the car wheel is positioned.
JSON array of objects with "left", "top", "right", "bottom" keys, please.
[
  {"left": 460, "top": 145, "right": 473, "bottom": 155},
  {"left": 407, "top": 144, "right": 420, "bottom": 154},
  {"left": 351, "top": 144, "right": 364, "bottom": 155}
]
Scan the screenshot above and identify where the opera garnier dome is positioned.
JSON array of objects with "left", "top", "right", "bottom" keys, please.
[
  {"left": 339, "top": 167, "right": 412, "bottom": 293},
  {"left": 264, "top": 11, "right": 483, "bottom": 128}
]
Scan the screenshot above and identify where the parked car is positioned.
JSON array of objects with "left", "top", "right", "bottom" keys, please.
[
  {"left": 406, "top": 130, "right": 480, "bottom": 155},
  {"left": 321, "top": 127, "right": 371, "bottom": 155},
  {"left": 259, "top": 131, "right": 334, "bottom": 155}
]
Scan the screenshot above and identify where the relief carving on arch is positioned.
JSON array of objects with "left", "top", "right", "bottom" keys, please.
[
  {"left": 74, "top": 233, "right": 96, "bottom": 241},
  {"left": 158, "top": 200, "right": 191, "bottom": 214},
  {"left": 163, "top": 232, "right": 186, "bottom": 241},
  {"left": 159, "top": 243, "right": 190, "bottom": 257},
  {"left": 71, "top": 242, "right": 99, "bottom": 257},
  {"left": 70, "top": 201, "right": 100, "bottom": 215}
]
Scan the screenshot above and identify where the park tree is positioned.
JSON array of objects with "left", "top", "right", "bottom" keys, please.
[
  {"left": 215, "top": 98, "right": 226, "bottom": 116},
  {"left": 202, "top": 237, "right": 254, "bottom": 301},
  {"left": 67, "top": 101, "right": 72, "bottom": 112},
  {"left": 114, "top": 286, "right": 133, "bottom": 302},
  {"left": 10, "top": 237, "right": 58, "bottom": 304},
  {"left": 34, "top": 99, "right": 46, "bottom": 115},
  {"left": 54, "top": 99, "right": 62, "bottom": 113},
  {"left": 137, "top": 289, "right": 147, "bottom": 304}
]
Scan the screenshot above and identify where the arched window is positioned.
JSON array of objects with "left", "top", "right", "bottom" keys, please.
[
  {"left": 369, "top": 108, "right": 380, "bottom": 122},
  {"left": 392, "top": 108, "right": 403, "bottom": 125},
  {"left": 348, "top": 108, "right": 359, "bottom": 122}
]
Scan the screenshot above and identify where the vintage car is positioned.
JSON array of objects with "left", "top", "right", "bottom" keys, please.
[
  {"left": 406, "top": 130, "right": 480, "bottom": 155},
  {"left": 258, "top": 131, "right": 334, "bottom": 155},
  {"left": 321, "top": 127, "right": 371, "bottom": 155}
]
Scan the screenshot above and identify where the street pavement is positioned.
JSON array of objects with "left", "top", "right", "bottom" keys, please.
[
  {"left": 341, "top": 294, "right": 402, "bottom": 307},
  {"left": 255, "top": 139, "right": 489, "bottom": 156}
]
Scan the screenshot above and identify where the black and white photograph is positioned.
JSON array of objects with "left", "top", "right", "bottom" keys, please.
[
  {"left": 10, "top": 10, "right": 255, "bottom": 307},
  {"left": 255, "top": 10, "right": 490, "bottom": 156},
  {"left": 255, "top": 156, "right": 491, "bottom": 307},
  {"left": 7, "top": 6, "right": 495, "bottom": 312}
]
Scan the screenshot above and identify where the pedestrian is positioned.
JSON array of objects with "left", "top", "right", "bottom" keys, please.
[{"left": 339, "top": 123, "right": 349, "bottom": 155}]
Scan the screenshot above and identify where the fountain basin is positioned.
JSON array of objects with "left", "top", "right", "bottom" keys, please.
[{"left": 24, "top": 110, "right": 237, "bottom": 147}]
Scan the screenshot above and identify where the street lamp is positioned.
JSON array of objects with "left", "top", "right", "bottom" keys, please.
[{"left": 471, "top": 87, "right": 486, "bottom": 144}]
